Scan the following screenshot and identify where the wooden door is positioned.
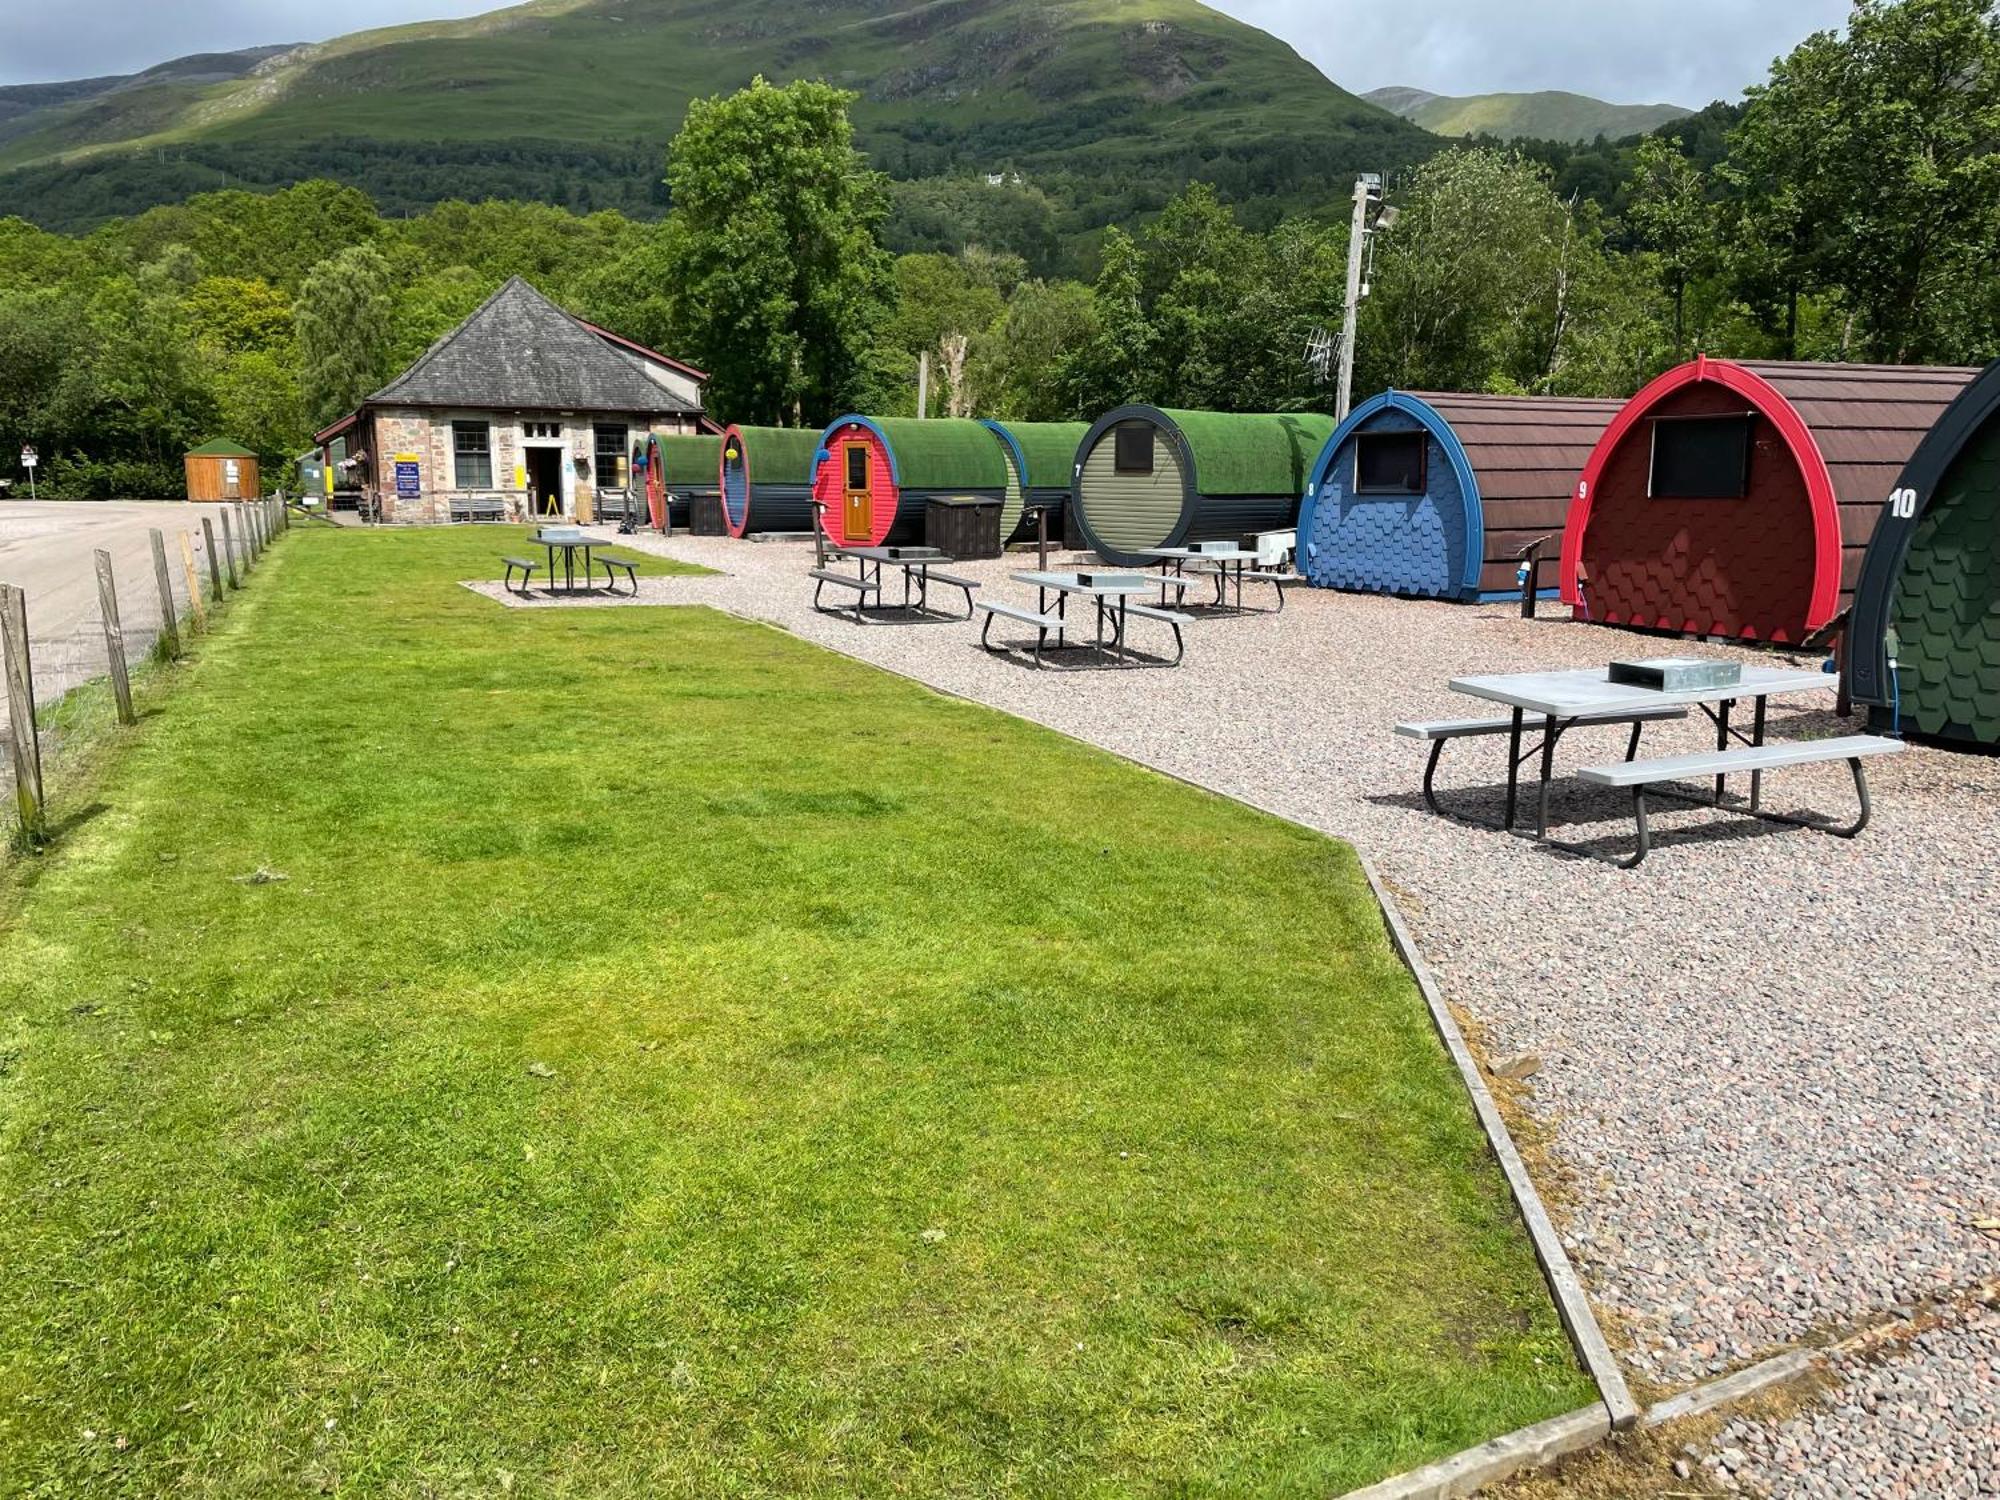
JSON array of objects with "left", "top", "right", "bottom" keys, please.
[{"left": 842, "top": 442, "right": 871, "bottom": 541}]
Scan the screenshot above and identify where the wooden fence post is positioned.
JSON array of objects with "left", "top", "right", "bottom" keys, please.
[
  {"left": 200, "top": 518, "right": 224, "bottom": 601},
  {"left": 182, "top": 532, "right": 209, "bottom": 626},
  {"left": 0, "top": 583, "right": 46, "bottom": 845},
  {"left": 93, "top": 550, "right": 136, "bottom": 727},
  {"left": 220, "top": 510, "right": 241, "bottom": 589},
  {"left": 250, "top": 501, "right": 264, "bottom": 555},
  {"left": 236, "top": 504, "right": 253, "bottom": 567},
  {"left": 149, "top": 529, "right": 180, "bottom": 660}
]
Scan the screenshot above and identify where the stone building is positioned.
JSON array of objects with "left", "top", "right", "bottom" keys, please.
[{"left": 313, "top": 277, "right": 710, "bottom": 523}]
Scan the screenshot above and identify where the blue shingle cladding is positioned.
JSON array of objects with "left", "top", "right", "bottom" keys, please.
[{"left": 1300, "top": 401, "right": 1477, "bottom": 600}]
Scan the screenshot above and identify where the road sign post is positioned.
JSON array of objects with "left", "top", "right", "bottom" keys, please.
[{"left": 19, "top": 445, "right": 36, "bottom": 502}]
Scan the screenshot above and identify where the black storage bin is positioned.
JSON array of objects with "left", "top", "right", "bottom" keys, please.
[
  {"left": 925, "top": 495, "right": 1002, "bottom": 559},
  {"left": 690, "top": 492, "right": 728, "bottom": 537}
]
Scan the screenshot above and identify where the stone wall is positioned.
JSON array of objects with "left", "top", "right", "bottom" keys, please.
[{"left": 367, "top": 409, "right": 703, "bottom": 524}]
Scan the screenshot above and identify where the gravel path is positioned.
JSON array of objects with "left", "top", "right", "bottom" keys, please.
[{"left": 555, "top": 531, "right": 2000, "bottom": 1492}]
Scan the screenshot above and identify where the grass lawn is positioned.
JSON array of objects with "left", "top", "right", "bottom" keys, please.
[{"left": 0, "top": 525, "right": 1593, "bottom": 1496}]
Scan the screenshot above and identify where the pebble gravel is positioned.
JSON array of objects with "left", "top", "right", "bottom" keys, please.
[{"left": 542, "top": 532, "right": 2000, "bottom": 1491}]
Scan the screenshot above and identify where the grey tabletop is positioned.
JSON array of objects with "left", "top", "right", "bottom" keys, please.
[
  {"left": 1011, "top": 570, "right": 1155, "bottom": 597},
  {"left": 1450, "top": 664, "right": 1834, "bottom": 719},
  {"left": 840, "top": 546, "right": 948, "bottom": 563},
  {"left": 1140, "top": 547, "right": 1259, "bottom": 563}
]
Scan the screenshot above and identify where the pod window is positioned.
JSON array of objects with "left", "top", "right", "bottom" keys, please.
[
  {"left": 1354, "top": 430, "right": 1427, "bottom": 495},
  {"left": 1650, "top": 414, "right": 1754, "bottom": 499},
  {"left": 1114, "top": 426, "right": 1154, "bottom": 475}
]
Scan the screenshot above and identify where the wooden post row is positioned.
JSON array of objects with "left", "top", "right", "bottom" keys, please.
[
  {"left": 180, "top": 532, "right": 207, "bottom": 624},
  {"left": 0, "top": 583, "right": 45, "bottom": 844},
  {"left": 200, "top": 518, "right": 224, "bottom": 602},
  {"left": 149, "top": 529, "right": 180, "bottom": 660},
  {"left": 220, "top": 510, "right": 241, "bottom": 589},
  {"left": 92, "top": 550, "right": 136, "bottom": 727}
]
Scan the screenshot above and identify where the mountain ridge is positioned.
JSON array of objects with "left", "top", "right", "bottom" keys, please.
[{"left": 1364, "top": 85, "right": 1692, "bottom": 143}]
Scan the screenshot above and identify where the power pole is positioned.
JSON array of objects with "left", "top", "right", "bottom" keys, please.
[
  {"left": 917, "top": 350, "right": 931, "bottom": 420},
  {"left": 1335, "top": 174, "right": 1380, "bottom": 426}
]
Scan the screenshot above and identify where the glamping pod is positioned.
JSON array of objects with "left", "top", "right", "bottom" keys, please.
[
  {"left": 184, "top": 440, "right": 260, "bottom": 501},
  {"left": 1849, "top": 359, "right": 2000, "bottom": 748},
  {"left": 1559, "top": 358, "right": 1976, "bottom": 643},
  {"left": 1070, "top": 407, "right": 1336, "bottom": 566},
  {"left": 811, "top": 417, "right": 1008, "bottom": 548},
  {"left": 656, "top": 433, "right": 722, "bottom": 529},
  {"left": 720, "top": 425, "right": 821, "bottom": 537},
  {"left": 980, "top": 419, "right": 1092, "bottom": 542},
  {"left": 1298, "top": 391, "right": 1621, "bottom": 601}
]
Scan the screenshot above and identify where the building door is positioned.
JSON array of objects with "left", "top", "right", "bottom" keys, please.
[
  {"left": 525, "top": 447, "right": 564, "bottom": 517},
  {"left": 842, "top": 442, "right": 871, "bottom": 541}
]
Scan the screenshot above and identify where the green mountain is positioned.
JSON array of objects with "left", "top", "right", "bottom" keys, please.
[
  {"left": 1364, "top": 86, "right": 1692, "bottom": 143},
  {"left": 0, "top": 0, "right": 1435, "bottom": 234}
]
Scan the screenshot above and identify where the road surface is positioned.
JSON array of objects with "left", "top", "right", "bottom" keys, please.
[{"left": 0, "top": 500, "right": 236, "bottom": 731}]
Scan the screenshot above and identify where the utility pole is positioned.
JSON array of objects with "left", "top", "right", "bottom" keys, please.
[
  {"left": 1335, "top": 174, "right": 1380, "bottom": 426},
  {"left": 917, "top": 350, "right": 930, "bottom": 420}
]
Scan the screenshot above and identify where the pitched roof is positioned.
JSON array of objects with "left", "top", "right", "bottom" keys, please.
[
  {"left": 186, "top": 439, "right": 257, "bottom": 457},
  {"left": 369, "top": 277, "right": 700, "bottom": 415}
]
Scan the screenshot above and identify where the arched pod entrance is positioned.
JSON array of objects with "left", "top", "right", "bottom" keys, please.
[
  {"left": 1299, "top": 391, "right": 1618, "bottom": 601},
  {"left": 1849, "top": 358, "right": 2000, "bottom": 747},
  {"left": 810, "top": 417, "right": 1009, "bottom": 548},
  {"left": 721, "top": 425, "right": 823, "bottom": 538},
  {"left": 1560, "top": 359, "right": 1974, "bottom": 643},
  {"left": 1071, "top": 407, "right": 1334, "bottom": 567}
]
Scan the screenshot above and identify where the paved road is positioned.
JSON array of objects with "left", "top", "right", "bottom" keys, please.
[{"left": 0, "top": 500, "right": 235, "bottom": 725}]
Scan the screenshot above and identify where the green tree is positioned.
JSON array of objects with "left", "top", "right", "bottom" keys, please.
[
  {"left": 1061, "top": 228, "right": 1156, "bottom": 414},
  {"left": 1728, "top": 0, "right": 2000, "bottom": 361},
  {"left": 663, "top": 77, "right": 891, "bottom": 426},
  {"left": 976, "top": 279, "right": 1097, "bottom": 420},
  {"left": 1625, "top": 136, "right": 1719, "bottom": 357},
  {"left": 296, "top": 243, "right": 398, "bottom": 430}
]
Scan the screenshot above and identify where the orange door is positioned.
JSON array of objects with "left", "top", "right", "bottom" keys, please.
[{"left": 842, "top": 442, "right": 871, "bottom": 541}]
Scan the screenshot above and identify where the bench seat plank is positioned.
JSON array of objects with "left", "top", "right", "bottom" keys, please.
[
  {"left": 1579, "top": 735, "right": 1903, "bottom": 788},
  {"left": 808, "top": 569, "right": 878, "bottom": 591},
  {"left": 1126, "top": 603, "right": 1193, "bottom": 625},
  {"left": 979, "top": 601, "right": 1063, "bottom": 630},
  {"left": 1397, "top": 706, "right": 1688, "bottom": 741}
]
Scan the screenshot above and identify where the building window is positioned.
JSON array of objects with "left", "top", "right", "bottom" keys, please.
[
  {"left": 1114, "top": 425, "right": 1153, "bottom": 475},
  {"left": 845, "top": 443, "right": 869, "bottom": 490},
  {"left": 594, "top": 424, "right": 628, "bottom": 488},
  {"left": 452, "top": 421, "right": 492, "bottom": 489},
  {"left": 523, "top": 420, "right": 561, "bottom": 440},
  {"left": 1650, "top": 414, "right": 1754, "bottom": 499},
  {"left": 1354, "top": 431, "right": 1427, "bottom": 495}
]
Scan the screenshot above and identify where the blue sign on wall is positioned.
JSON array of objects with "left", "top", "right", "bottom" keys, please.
[{"left": 394, "top": 456, "right": 421, "bottom": 500}]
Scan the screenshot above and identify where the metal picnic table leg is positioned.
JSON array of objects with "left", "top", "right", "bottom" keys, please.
[
  {"left": 1503, "top": 707, "right": 1525, "bottom": 831},
  {"left": 1714, "top": 698, "right": 1734, "bottom": 804},
  {"left": 1535, "top": 714, "right": 1559, "bottom": 838},
  {"left": 1750, "top": 696, "right": 1768, "bottom": 812}
]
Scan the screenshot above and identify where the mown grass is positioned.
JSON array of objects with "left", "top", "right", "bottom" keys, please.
[{"left": 0, "top": 525, "right": 1591, "bottom": 1496}]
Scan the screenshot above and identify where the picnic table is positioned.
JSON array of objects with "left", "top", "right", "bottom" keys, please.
[
  {"left": 1139, "top": 546, "right": 1284, "bottom": 612},
  {"left": 1399, "top": 664, "right": 1904, "bottom": 866},
  {"left": 532, "top": 530, "right": 606, "bottom": 594},
  {"left": 811, "top": 546, "right": 978, "bottom": 622},
  {"left": 979, "top": 570, "right": 1190, "bottom": 668}
]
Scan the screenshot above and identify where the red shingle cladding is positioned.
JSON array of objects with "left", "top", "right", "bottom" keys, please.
[
  {"left": 1413, "top": 393, "right": 1624, "bottom": 595},
  {"left": 1560, "top": 359, "right": 1977, "bottom": 644}
]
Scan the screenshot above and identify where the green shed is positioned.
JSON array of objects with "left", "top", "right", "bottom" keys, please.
[{"left": 1070, "top": 406, "right": 1337, "bottom": 566}]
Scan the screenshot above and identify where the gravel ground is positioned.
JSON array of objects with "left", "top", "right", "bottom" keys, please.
[{"left": 559, "top": 530, "right": 2000, "bottom": 1492}]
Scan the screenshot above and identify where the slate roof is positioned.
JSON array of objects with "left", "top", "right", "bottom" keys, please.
[{"left": 368, "top": 277, "right": 701, "bottom": 416}]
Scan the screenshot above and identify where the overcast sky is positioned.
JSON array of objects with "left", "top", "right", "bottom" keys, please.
[{"left": 3, "top": 0, "right": 1853, "bottom": 103}]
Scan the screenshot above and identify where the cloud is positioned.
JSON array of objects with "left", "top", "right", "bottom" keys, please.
[{"left": 1209, "top": 0, "right": 1854, "bottom": 107}]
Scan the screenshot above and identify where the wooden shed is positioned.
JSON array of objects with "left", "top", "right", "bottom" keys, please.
[
  {"left": 721, "top": 426, "right": 822, "bottom": 538},
  {"left": 979, "top": 419, "right": 1092, "bottom": 543},
  {"left": 1299, "top": 391, "right": 1621, "bottom": 601},
  {"left": 184, "top": 440, "right": 259, "bottom": 502},
  {"left": 1070, "top": 407, "right": 1335, "bottom": 567},
  {"left": 811, "top": 417, "right": 1008, "bottom": 548},
  {"left": 1848, "top": 358, "right": 2000, "bottom": 747},
  {"left": 1559, "top": 358, "right": 1977, "bottom": 643}
]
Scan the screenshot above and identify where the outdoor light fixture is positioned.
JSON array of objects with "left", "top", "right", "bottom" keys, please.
[{"left": 1374, "top": 203, "right": 1401, "bottom": 232}]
